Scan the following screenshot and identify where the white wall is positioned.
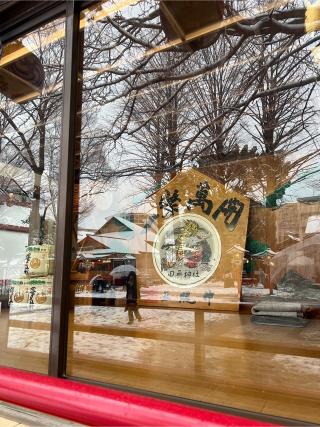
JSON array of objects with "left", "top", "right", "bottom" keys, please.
[{"left": 0, "top": 230, "right": 28, "bottom": 280}]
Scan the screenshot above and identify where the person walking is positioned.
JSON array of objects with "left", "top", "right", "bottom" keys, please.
[{"left": 125, "top": 272, "right": 142, "bottom": 324}]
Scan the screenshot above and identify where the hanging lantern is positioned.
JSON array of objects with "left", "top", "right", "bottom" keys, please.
[
  {"left": 0, "top": 41, "right": 45, "bottom": 104},
  {"left": 160, "top": 0, "right": 225, "bottom": 51}
]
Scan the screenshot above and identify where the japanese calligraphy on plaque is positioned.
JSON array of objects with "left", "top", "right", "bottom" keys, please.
[{"left": 138, "top": 168, "right": 250, "bottom": 311}]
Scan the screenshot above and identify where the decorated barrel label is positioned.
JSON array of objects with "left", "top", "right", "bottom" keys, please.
[
  {"left": 24, "top": 245, "right": 54, "bottom": 277},
  {"left": 10, "top": 276, "right": 53, "bottom": 305},
  {"left": 11, "top": 278, "right": 30, "bottom": 304}
]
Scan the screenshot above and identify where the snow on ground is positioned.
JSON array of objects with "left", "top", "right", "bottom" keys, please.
[
  {"left": 5, "top": 296, "right": 320, "bottom": 384},
  {"left": 6, "top": 296, "right": 230, "bottom": 356},
  {"left": 7, "top": 328, "right": 50, "bottom": 353},
  {"left": 74, "top": 305, "right": 194, "bottom": 332}
]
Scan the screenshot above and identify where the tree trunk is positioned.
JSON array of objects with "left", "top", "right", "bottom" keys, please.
[{"left": 28, "top": 171, "right": 42, "bottom": 245}]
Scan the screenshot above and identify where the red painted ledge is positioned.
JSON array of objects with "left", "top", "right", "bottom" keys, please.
[{"left": 0, "top": 367, "right": 277, "bottom": 426}]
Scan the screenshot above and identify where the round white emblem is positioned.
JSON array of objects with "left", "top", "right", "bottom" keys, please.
[{"left": 152, "top": 213, "right": 221, "bottom": 288}]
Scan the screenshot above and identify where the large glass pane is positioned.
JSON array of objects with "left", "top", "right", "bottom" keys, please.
[
  {"left": 67, "top": 1, "right": 320, "bottom": 423},
  {"left": 0, "top": 17, "right": 65, "bottom": 373}
]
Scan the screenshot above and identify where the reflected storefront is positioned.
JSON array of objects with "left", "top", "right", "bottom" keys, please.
[{"left": 1, "top": 0, "right": 320, "bottom": 424}]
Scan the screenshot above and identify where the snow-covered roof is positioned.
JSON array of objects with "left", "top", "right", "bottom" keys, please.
[
  {"left": 97, "top": 215, "right": 156, "bottom": 241},
  {"left": 79, "top": 214, "right": 156, "bottom": 258},
  {"left": 79, "top": 236, "right": 153, "bottom": 256},
  {"left": 0, "top": 204, "right": 30, "bottom": 227}
]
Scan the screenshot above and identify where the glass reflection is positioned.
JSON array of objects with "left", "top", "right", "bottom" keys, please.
[
  {"left": 67, "top": 0, "right": 320, "bottom": 423},
  {"left": 0, "top": 17, "right": 65, "bottom": 372}
]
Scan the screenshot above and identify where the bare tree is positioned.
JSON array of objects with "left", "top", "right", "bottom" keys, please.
[
  {"left": 79, "top": 1, "right": 318, "bottom": 202},
  {"left": 0, "top": 19, "right": 113, "bottom": 244}
]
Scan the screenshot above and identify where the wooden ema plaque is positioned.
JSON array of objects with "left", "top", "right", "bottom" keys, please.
[{"left": 137, "top": 168, "right": 249, "bottom": 311}]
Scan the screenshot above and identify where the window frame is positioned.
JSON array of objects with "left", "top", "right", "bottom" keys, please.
[{"left": 0, "top": 2, "right": 312, "bottom": 425}]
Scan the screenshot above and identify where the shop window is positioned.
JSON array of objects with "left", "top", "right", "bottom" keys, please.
[
  {"left": 67, "top": 0, "right": 320, "bottom": 423},
  {"left": 0, "top": 17, "right": 65, "bottom": 373}
]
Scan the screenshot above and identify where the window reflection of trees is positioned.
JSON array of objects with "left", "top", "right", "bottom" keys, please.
[{"left": 78, "top": 0, "right": 320, "bottom": 209}]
